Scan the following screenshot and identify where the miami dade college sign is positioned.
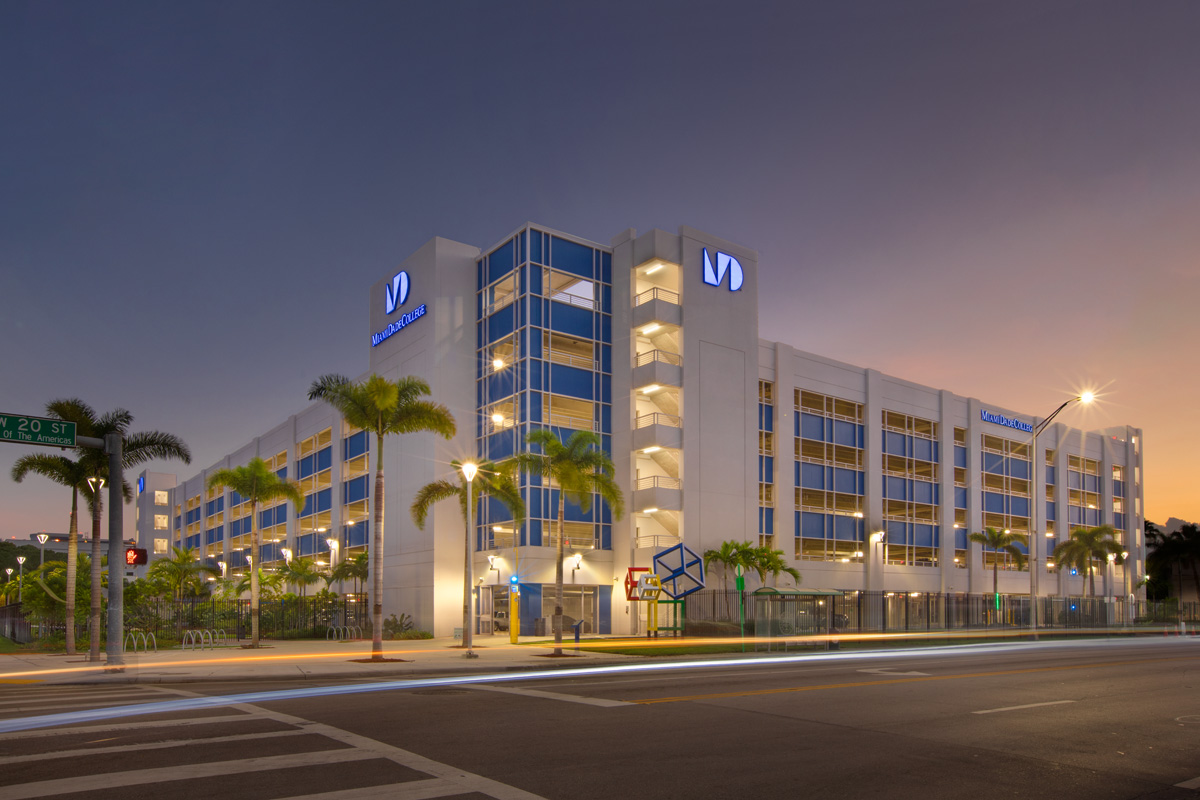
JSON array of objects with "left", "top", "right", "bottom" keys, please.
[{"left": 372, "top": 270, "right": 427, "bottom": 347}]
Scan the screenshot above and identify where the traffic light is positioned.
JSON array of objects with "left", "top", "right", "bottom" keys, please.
[{"left": 125, "top": 547, "right": 148, "bottom": 566}]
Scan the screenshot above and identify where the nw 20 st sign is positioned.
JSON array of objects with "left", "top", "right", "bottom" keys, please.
[{"left": 0, "top": 413, "right": 77, "bottom": 447}]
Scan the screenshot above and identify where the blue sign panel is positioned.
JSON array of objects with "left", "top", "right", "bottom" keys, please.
[
  {"left": 981, "top": 409, "right": 1033, "bottom": 433},
  {"left": 702, "top": 248, "right": 743, "bottom": 291}
]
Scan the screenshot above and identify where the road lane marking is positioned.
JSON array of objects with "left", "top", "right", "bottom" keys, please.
[
  {"left": 0, "top": 728, "right": 310, "bottom": 765},
  {"left": 0, "top": 713, "right": 260, "bottom": 741},
  {"left": 1175, "top": 776, "right": 1200, "bottom": 790},
  {"left": 0, "top": 690, "right": 151, "bottom": 706},
  {"left": 282, "top": 778, "right": 460, "bottom": 799},
  {"left": 632, "top": 657, "right": 1182, "bottom": 705},
  {"left": 467, "top": 684, "right": 632, "bottom": 707},
  {"left": 972, "top": 700, "right": 1077, "bottom": 715},
  {"left": 0, "top": 748, "right": 376, "bottom": 799},
  {"left": 857, "top": 668, "right": 930, "bottom": 676}
]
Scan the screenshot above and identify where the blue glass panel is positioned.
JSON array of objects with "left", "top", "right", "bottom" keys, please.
[
  {"left": 834, "top": 515, "right": 860, "bottom": 541},
  {"left": 550, "top": 236, "right": 594, "bottom": 278},
  {"left": 953, "top": 486, "right": 966, "bottom": 509},
  {"left": 317, "top": 488, "right": 332, "bottom": 513},
  {"left": 914, "top": 524, "right": 934, "bottom": 547},
  {"left": 832, "top": 420, "right": 856, "bottom": 447},
  {"left": 1046, "top": 501, "right": 1056, "bottom": 521},
  {"left": 343, "top": 475, "right": 369, "bottom": 504},
  {"left": 759, "top": 404, "right": 774, "bottom": 432},
  {"left": 1112, "top": 479, "right": 1125, "bottom": 498},
  {"left": 1084, "top": 474, "right": 1100, "bottom": 493},
  {"left": 913, "top": 438, "right": 933, "bottom": 462},
  {"left": 1045, "top": 465, "right": 1056, "bottom": 485},
  {"left": 984, "top": 492, "right": 1005, "bottom": 513},
  {"left": 519, "top": 583, "right": 541, "bottom": 636},
  {"left": 317, "top": 447, "right": 332, "bottom": 472},
  {"left": 1068, "top": 471, "right": 1082, "bottom": 489},
  {"left": 601, "top": 313, "right": 611, "bottom": 344},
  {"left": 801, "top": 511, "right": 827, "bottom": 538},
  {"left": 834, "top": 467, "right": 857, "bottom": 494},
  {"left": 800, "top": 413, "right": 824, "bottom": 441},
  {"left": 884, "top": 476, "right": 906, "bottom": 500},
  {"left": 276, "top": 467, "right": 286, "bottom": 479},
  {"left": 530, "top": 298, "right": 542, "bottom": 326},
  {"left": 489, "top": 238, "right": 515, "bottom": 284},
  {"left": 488, "top": 302, "right": 515, "bottom": 342},
  {"left": 549, "top": 363, "right": 594, "bottom": 399},
  {"left": 1113, "top": 513, "right": 1125, "bottom": 529},
  {"left": 759, "top": 456, "right": 774, "bottom": 483},
  {"left": 1069, "top": 505, "right": 1083, "bottom": 524},
  {"left": 1086, "top": 508, "right": 1100, "bottom": 526},
  {"left": 983, "top": 453, "right": 1004, "bottom": 474},
  {"left": 913, "top": 480, "right": 933, "bottom": 505},
  {"left": 528, "top": 519, "right": 542, "bottom": 547},
  {"left": 887, "top": 521, "right": 909, "bottom": 543},
  {"left": 231, "top": 491, "right": 244, "bottom": 506},
  {"left": 346, "top": 520, "right": 368, "bottom": 547},
  {"left": 598, "top": 584, "right": 612, "bottom": 633},
  {"left": 884, "top": 431, "right": 906, "bottom": 456},
  {"left": 955, "top": 530, "right": 967, "bottom": 549},
  {"left": 1008, "top": 458, "right": 1029, "bottom": 480},
  {"left": 1010, "top": 496, "right": 1029, "bottom": 517},
  {"left": 487, "top": 432, "right": 514, "bottom": 461},
  {"left": 547, "top": 302, "right": 592, "bottom": 338},
  {"left": 954, "top": 446, "right": 967, "bottom": 468},
  {"left": 530, "top": 228, "right": 543, "bottom": 264},
  {"left": 601, "top": 344, "right": 611, "bottom": 374},
  {"left": 298, "top": 534, "right": 315, "bottom": 556}
]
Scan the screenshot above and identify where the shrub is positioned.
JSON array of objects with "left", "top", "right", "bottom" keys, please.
[{"left": 396, "top": 629, "right": 433, "bottom": 640}]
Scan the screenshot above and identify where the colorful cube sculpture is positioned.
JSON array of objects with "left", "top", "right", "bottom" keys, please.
[{"left": 652, "top": 543, "right": 706, "bottom": 599}]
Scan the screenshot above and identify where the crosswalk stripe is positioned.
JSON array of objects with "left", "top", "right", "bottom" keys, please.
[
  {"left": 0, "top": 699, "right": 164, "bottom": 714},
  {"left": 280, "top": 778, "right": 460, "bottom": 800},
  {"left": 0, "top": 748, "right": 377, "bottom": 800},
  {"left": 467, "top": 683, "right": 632, "bottom": 707},
  {"left": 0, "top": 713, "right": 256, "bottom": 741},
  {"left": 0, "top": 728, "right": 309, "bottom": 766}
]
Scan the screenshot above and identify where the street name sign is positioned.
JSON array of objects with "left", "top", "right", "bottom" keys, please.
[{"left": 0, "top": 413, "right": 77, "bottom": 447}]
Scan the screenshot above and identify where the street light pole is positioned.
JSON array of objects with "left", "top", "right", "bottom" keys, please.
[
  {"left": 1029, "top": 392, "right": 1094, "bottom": 638},
  {"left": 4, "top": 569, "right": 11, "bottom": 603},
  {"left": 461, "top": 462, "right": 478, "bottom": 658},
  {"left": 37, "top": 534, "right": 48, "bottom": 569},
  {"left": 16, "top": 557, "right": 25, "bottom": 602}
]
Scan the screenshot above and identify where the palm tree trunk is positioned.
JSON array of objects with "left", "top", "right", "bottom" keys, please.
[
  {"left": 554, "top": 491, "right": 565, "bottom": 656},
  {"left": 250, "top": 504, "right": 260, "bottom": 647},
  {"left": 1089, "top": 561, "right": 1096, "bottom": 597},
  {"left": 89, "top": 493, "right": 103, "bottom": 661},
  {"left": 65, "top": 490, "right": 78, "bottom": 655},
  {"left": 371, "top": 435, "right": 385, "bottom": 660}
]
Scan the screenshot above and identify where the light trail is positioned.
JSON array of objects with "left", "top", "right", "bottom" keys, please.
[{"left": 0, "top": 637, "right": 1189, "bottom": 733}]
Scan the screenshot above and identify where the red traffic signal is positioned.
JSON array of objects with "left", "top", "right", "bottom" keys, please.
[{"left": 125, "top": 547, "right": 148, "bottom": 566}]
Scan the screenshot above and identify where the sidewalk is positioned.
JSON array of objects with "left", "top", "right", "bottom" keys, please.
[{"left": 0, "top": 635, "right": 637, "bottom": 685}]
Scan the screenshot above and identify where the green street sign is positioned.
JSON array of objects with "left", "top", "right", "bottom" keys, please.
[{"left": 0, "top": 413, "right": 76, "bottom": 447}]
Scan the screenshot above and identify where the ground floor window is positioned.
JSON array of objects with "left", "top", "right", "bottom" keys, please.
[{"left": 542, "top": 585, "right": 597, "bottom": 634}]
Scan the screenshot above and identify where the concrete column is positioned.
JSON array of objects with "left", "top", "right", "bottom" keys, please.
[
  {"left": 937, "top": 391, "right": 956, "bottom": 593},
  {"left": 864, "top": 369, "right": 884, "bottom": 591}
]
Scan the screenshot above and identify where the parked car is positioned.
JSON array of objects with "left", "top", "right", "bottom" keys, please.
[{"left": 493, "top": 609, "right": 508, "bottom": 632}]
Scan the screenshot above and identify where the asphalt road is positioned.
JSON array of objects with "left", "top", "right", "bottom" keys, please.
[{"left": 1, "top": 639, "right": 1199, "bottom": 799}]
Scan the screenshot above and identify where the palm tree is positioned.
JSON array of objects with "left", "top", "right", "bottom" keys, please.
[
  {"left": 10, "top": 452, "right": 91, "bottom": 654},
  {"left": 147, "top": 546, "right": 220, "bottom": 601},
  {"left": 753, "top": 546, "right": 802, "bottom": 588},
  {"left": 235, "top": 568, "right": 285, "bottom": 600},
  {"left": 206, "top": 458, "right": 304, "bottom": 647},
  {"left": 308, "top": 373, "right": 455, "bottom": 660},
  {"left": 280, "top": 556, "right": 323, "bottom": 599},
  {"left": 17, "top": 399, "right": 191, "bottom": 660},
  {"left": 1052, "top": 524, "right": 1124, "bottom": 596},
  {"left": 969, "top": 527, "right": 1028, "bottom": 597},
  {"left": 703, "top": 540, "right": 758, "bottom": 619},
  {"left": 329, "top": 551, "right": 369, "bottom": 598},
  {"left": 512, "top": 430, "right": 623, "bottom": 655},
  {"left": 411, "top": 458, "right": 525, "bottom": 643}
]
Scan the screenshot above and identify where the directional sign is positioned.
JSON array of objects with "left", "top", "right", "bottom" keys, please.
[{"left": 0, "top": 413, "right": 76, "bottom": 447}]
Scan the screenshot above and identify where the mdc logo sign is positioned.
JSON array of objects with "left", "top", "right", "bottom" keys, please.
[
  {"left": 384, "top": 271, "right": 410, "bottom": 315},
  {"left": 702, "top": 248, "right": 743, "bottom": 291}
]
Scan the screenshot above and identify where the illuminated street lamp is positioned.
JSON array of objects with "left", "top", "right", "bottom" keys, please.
[
  {"left": 36, "top": 534, "right": 48, "bottom": 569},
  {"left": 461, "top": 461, "right": 478, "bottom": 658},
  {"left": 16, "top": 557, "right": 25, "bottom": 602},
  {"left": 1029, "top": 392, "right": 1094, "bottom": 636},
  {"left": 3, "top": 568, "right": 11, "bottom": 603}
]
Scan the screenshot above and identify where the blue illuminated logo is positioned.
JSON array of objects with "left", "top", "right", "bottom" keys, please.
[
  {"left": 384, "top": 271, "right": 410, "bottom": 315},
  {"left": 137, "top": 476, "right": 145, "bottom": 494},
  {"left": 981, "top": 409, "right": 1033, "bottom": 433},
  {"left": 371, "top": 304, "right": 427, "bottom": 347},
  {"left": 702, "top": 248, "right": 743, "bottom": 291}
]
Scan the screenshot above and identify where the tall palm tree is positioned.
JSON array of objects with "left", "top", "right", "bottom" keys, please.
[
  {"left": 235, "top": 568, "right": 285, "bottom": 600},
  {"left": 411, "top": 458, "right": 525, "bottom": 643},
  {"left": 308, "top": 373, "right": 455, "bottom": 660},
  {"left": 18, "top": 399, "right": 191, "bottom": 660},
  {"left": 753, "top": 546, "right": 802, "bottom": 588},
  {"left": 10, "top": 453, "right": 90, "bottom": 654},
  {"left": 206, "top": 458, "right": 304, "bottom": 647},
  {"left": 146, "top": 546, "right": 220, "bottom": 601},
  {"left": 512, "top": 430, "right": 623, "bottom": 655},
  {"left": 703, "top": 540, "right": 758, "bottom": 619},
  {"left": 280, "top": 556, "right": 323, "bottom": 599},
  {"left": 1052, "top": 524, "right": 1124, "bottom": 596},
  {"left": 969, "top": 527, "right": 1028, "bottom": 597},
  {"left": 329, "top": 551, "right": 369, "bottom": 598}
]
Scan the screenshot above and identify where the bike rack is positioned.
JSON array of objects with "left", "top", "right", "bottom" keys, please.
[
  {"left": 123, "top": 629, "right": 157, "bottom": 653},
  {"left": 181, "top": 629, "right": 220, "bottom": 650},
  {"left": 326, "top": 625, "right": 363, "bottom": 641}
]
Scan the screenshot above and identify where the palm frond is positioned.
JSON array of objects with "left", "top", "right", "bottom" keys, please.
[{"left": 123, "top": 430, "right": 192, "bottom": 466}]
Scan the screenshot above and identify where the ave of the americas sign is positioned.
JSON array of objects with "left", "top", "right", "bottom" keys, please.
[{"left": 0, "top": 413, "right": 77, "bottom": 447}]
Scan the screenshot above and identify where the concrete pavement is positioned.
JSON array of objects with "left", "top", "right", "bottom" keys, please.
[{"left": 0, "top": 634, "right": 638, "bottom": 684}]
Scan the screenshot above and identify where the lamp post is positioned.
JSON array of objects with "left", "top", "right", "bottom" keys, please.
[
  {"left": 36, "top": 534, "right": 48, "bottom": 569},
  {"left": 461, "top": 461, "right": 478, "bottom": 658},
  {"left": 1029, "top": 392, "right": 1094, "bottom": 637},
  {"left": 16, "top": 557, "right": 25, "bottom": 602},
  {"left": 4, "top": 568, "right": 11, "bottom": 604}
]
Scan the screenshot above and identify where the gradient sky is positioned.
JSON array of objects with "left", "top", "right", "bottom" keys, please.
[{"left": 2, "top": 0, "right": 1197, "bottom": 542}]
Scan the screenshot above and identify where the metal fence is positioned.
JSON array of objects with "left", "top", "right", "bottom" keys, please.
[
  {"left": 0, "top": 603, "right": 32, "bottom": 644},
  {"left": 683, "top": 589, "right": 1200, "bottom": 636}
]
